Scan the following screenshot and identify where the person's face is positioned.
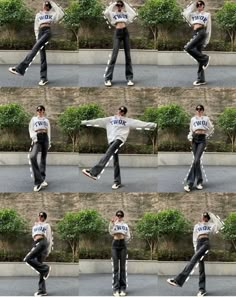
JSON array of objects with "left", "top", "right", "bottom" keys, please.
[
  {"left": 43, "top": 3, "right": 50, "bottom": 11},
  {"left": 202, "top": 216, "right": 209, "bottom": 222},
  {"left": 196, "top": 106, "right": 204, "bottom": 116},
  {"left": 116, "top": 2, "right": 123, "bottom": 12},
  {"left": 196, "top": 2, "right": 204, "bottom": 12},
  {"left": 116, "top": 213, "right": 124, "bottom": 221},
  {"left": 118, "top": 109, "right": 126, "bottom": 116},
  {"left": 37, "top": 107, "right": 45, "bottom": 116},
  {"left": 38, "top": 214, "right": 45, "bottom": 222}
]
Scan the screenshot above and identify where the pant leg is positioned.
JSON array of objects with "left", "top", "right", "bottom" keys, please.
[
  {"left": 90, "top": 139, "right": 123, "bottom": 177},
  {"left": 105, "top": 29, "right": 122, "bottom": 81},
  {"left": 30, "top": 142, "right": 44, "bottom": 185},
  {"left": 199, "top": 259, "right": 206, "bottom": 291},
  {"left": 37, "top": 252, "right": 47, "bottom": 293},
  {"left": 16, "top": 29, "right": 51, "bottom": 75},
  {"left": 174, "top": 241, "right": 209, "bottom": 287},
  {"left": 40, "top": 46, "right": 48, "bottom": 80},
  {"left": 24, "top": 239, "right": 49, "bottom": 275},
  {"left": 184, "top": 29, "right": 209, "bottom": 64},
  {"left": 39, "top": 134, "right": 49, "bottom": 181},
  {"left": 113, "top": 151, "right": 121, "bottom": 184},
  {"left": 123, "top": 28, "right": 133, "bottom": 81},
  {"left": 112, "top": 243, "right": 120, "bottom": 291},
  {"left": 119, "top": 245, "right": 127, "bottom": 291},
  {"left": 186, "top": 141, "right": 197, "bottom": 187},
  {"left": 195, "top": 142, "right": 206, "bottom": 185}
]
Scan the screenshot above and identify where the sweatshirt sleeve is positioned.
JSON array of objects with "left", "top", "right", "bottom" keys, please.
[
  {"left": 51, "top": 1, "right": 65, "bottom": 22},
  {"left": 125, "top": 224, "right": 131, "bottom": 242},
  {"left": 45, "top": 223, "right": 53, "bottom": 256},
  {"left": 206, "top": 118, "right": 214, "bottom": 138},
  {"left": 47, "top": 119, "right": 51, "bottom": 145},
  {"left": 103, "top": 2, "right": 116, "bottom": 24},
  {"left": 34, "top": 14, "right": 39, "bottom": 40},
  {"left": 29, "top": 118, "right": 37, "bottom": 142},
  {"left": 187, "top": 118, "right": 193, "bottom": 141},
  {"left": 123, "top": 1, "right": 137, "bottom": 24},
  {"left": 81, "top": 117, "right": 110, "bottom": 128},
  {"left": 182, "top": 2, "right": 195, "bottom": 25},
  {"left": 192, "top": 224, "right": 198, "bottom": 251},
  {"left": 109, "top": 222, "right": 114, "bottom": 236},
  {"left": 208, "top": 212, "right": 224, "bottom": 233},
  {"left": 204, "top": 13, "right": 211, "bottom": 46},
  {"left": 127, "top": 118, "right": 157, "bottom": 130}
]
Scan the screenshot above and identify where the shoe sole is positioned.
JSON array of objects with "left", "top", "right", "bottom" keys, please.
[
  {"left": 34, "top": 185, "right": 42, "bottom": 192},
  {"left": 203, "top": 56, "right": 210, "bottom": 70},
  {"left": 41, "top": 183, "right": 48, "bottom": 188},
  {"left": 166, "top": 279, "right": 179, "bottom": 287},
  {"left": 82, "top": 169, "right": 97, "bottom": 180},
  {"left": 196, "top": 187, "right": 203, "bottom": 190},
  {"left": 39, "top": 81, "right": 48, "bottom": 86},
  {"left": 8, "top": 68, "right": 22, "bottom": 76},
  {"left": 112, "top": 185, "right": 121, "bottom": 190},
  {"left": 193, "top": 81, "right": 206, "bottom": 86},
  {"left": 184, "top": 187, "right": 191, "bottom": 192}
]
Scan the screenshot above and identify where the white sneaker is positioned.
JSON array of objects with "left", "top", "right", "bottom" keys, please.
[
  {"left": 120, "top": 291, "right": 126, "bottom": 296},
  {"left": 82, "top": 169, "right": 97, "bottom": 180},
  {"left": 105, "top": 80, "right": 112, "bottom": 87},
  {"left": 38, "top": 79, "right": 48, "bottom": 86},
  {"left": 127, "top": 80, "right": 134, "bottom": 86},
  {"left": 203, "top": 56, "right": 210, "bottom": 70},
  {"left": 113, "top": 292, "right": 120, "bottom": 297},
  {"left": 196, "top": 184, "right": 203, "bottom": 190},
  {"left": 184, "top": 185, "right": 191, "bottom": 192},
  {"left": 33, "top": 184, "right": 42, "bottom": 192},
  {"left": 8, "top": 67, "right": 22, "bottom": 75},
  {"left": 112, "top": 183, "right": 121, "bottom": 190},
  {"left": 193, "top": 80, "right": 206, "bottom": 86},
  {"left": 34, "top": 292, "right": 48, "bottom": 296},
  {"left": 197, "top": 290, "right": 207, "bottom": 296},
  {"left": 41, "top": 181, "right": 48, "bottom": 187}
]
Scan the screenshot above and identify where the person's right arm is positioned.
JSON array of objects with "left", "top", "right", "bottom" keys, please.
[
  {"left": 104, "top": 2, "right": 116, "bottom": 25},
  {"left": 34, "top": 14, "right": 39, "bottom": 40},
  {"left": 187, "top": 118, "right": 193, "bottom": 141},
  {"left": 29, "top": 118, "right": 37, "bottom": 143},
  {"left": 51, "top": 1, "right": 65, "bottom": 22},
  {"left": 182, "top": 1, "right": 195, "bottom": 24},
  {"left": 192, "top": 224, "right": 198, "bottom": 252},
  {"left": 81, "top": 117, "right": 110, "bottom": 128}
]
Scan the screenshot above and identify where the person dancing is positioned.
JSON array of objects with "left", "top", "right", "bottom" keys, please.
[
  {"left": 29, "top": 105, "right": 51, "bottom": 192},
  {"left": 167, "top": 212, "right": 223, "bottom": 297},
  {"left": 184, "top": 104, "right": 214, "bottom": 192},
  {"left": 24, "top": 211, "right": 53, "bottom": 297},
  {"left": 81, "top": 106, "right": 157, "bottom": 189},
  {"left": 104, "top": 1, "right": 137, "bottom": 87},
  {"left": 9, "top": 1, "right": 64, "bottom": 86},
  {"left": 183, "top": 1, "right": 211, "bottom": 86},
  {"left": 109, "top": 210, "right": 130, "bottom": 297}
]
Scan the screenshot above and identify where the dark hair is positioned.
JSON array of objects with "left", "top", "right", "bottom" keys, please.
[
  {"left": 202, "top": 212, "right": 210, "bottom": 221},
  {"left": 196, "top": 1, "right": 205, "bottom": 7},
  {"left": 196, "top": 104, "right": 204, "bottom": 111},
  {"left": 116, "top": 210, "right": 124, "bottom": 217},
  {"left": 39, "top": 211, "right": 47, "bottom": 219},
  {"left": 119, "top": 106, "right": 128, "bottom": 114},
  {"left": 44, "top": 1, "right": 52, "bottom": 10},
  {"left": 36, "top": 105, "right": 45, "bottom": 111},
  {"left": 116, "top": 1, "right": 124, "bottom": 7}
]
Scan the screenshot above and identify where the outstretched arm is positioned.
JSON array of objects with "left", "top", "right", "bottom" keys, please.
[
  {"left": 182, "top": 1, "right": 195, "bottom": 25},
  {"left": 208, "top": 212, "right": 224, "bottom": 233},
  {"left": 128, "top": 118, "right": 157, "bottom": 130},
  {"left": 81, "top": 117, "right": 110, "bottom": 128},
  {"left": 51, "top": 1, "right": 65, "bottom": 22}
]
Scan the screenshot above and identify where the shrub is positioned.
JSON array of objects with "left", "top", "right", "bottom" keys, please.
[{"left": 221, "top": 212, "right": 236, "bottom": 252}]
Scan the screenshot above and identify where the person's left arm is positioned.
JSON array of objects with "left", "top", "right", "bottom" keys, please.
[
  {"left": 128, "top": 118, "right": 157, "bottom": 130},
  {"left": 45, "top": 223, "right": 53, "bottom": 256},
  {"left": 206, "top": 117, "right": 214, "bottom": 138},
  {"left": 208, "top": 212, "right": 224, "bottom": 233},
  {"left": 47, "top": 119, "right": 51, "bottom": 148},
  {"left": 125, "top": 224, "right": 131, "bottom": 242},
  {"left": 204, "top": 12, "right": 211, "bottom": 46},
  {"left": 51, "top": 1, "right": 65, "bottom": 22},
  {"left": 123, "top": 1, "right": 137, "bottom": 24}
]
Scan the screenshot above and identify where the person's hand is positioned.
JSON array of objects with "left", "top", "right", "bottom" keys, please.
[{"left": 111, "top": 216, "right": 117, "bottom": 223}]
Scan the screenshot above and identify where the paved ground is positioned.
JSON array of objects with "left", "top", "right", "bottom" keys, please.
[
  {"left": 0, "top": 276, "right": 79, "bottom": 296},
  {"left": 79, "top": 274, "right": 158, "bottom": 296},
  {"left": 79, "top": 274, "right": 236, "bottom": 296},
  {"left": 0, "top": 165, "right": 235, "bottom": 192},
  {"left": 0, "top": 166, "right": 158, "bottom": 192},
  {"left": 1, "top": 64, "right": 236, "bottom": 87}
]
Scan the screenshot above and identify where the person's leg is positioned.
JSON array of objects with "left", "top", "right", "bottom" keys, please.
[
  {"left": 105, "top": 29, "right": 122, "bottom": 81},
  {"left": 184, "top": 30, "right": 209, "bottom": 65},
  {"left": 123, "top": 29, "right": 133, "bottom": 81},
  {"left": 24, "top": 239, "right": 49, "bottom": 275},
  {"left": 174, "top": 241, "right": 209, "bottom": 287},
  {"left": 199, "top": 259, "right": 206, "bottom": 292},
  {"left": 195, "top": 141, "right": 206, "bottom": 186},
  {"left": 37, "top": 253, "right": 47, "bottom": 294},
  {"left": 113, "top": 150, "right": 121, "bottom": 185},
  {"left": 90, "top": 140, "right": 123, "bottom": 177},
  {"left": 39, "top": 135, "right": 49, "bottom": 181},
  {"left": 119, "top": 244, "right": 127, "bottom": 292},
  {"left": 40, "top": 46, "right": 48, "bottom": 81},
  {"left": 30, "top": 142, "right": 44, "bottom": 185},
  {"left": 186, "top": 141, "right": 197, "bottom": 188},
  {"left": 112, "top": 242, "right": 120, "bottom": 292},
  {"left": 15, "top": 29, "right": 51, "bottom": 75}
]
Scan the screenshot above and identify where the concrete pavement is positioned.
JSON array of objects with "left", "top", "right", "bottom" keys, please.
[
  {"left": 0, "top": 276, "right": 79, "bottom": 296},
  {"left": 0, "top": 165, "right": 235, "bottom": 192},
  {"left": 1, "top": 65, "right": 236, "bottom": 87}
]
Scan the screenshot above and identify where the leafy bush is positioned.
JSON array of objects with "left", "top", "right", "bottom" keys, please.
[
  {"left": 221, "top": 212, "right": 236, "bottom": 251},
  {"left": 217, "top": 107, "right": 236, "bottom": 152},
  {"left": 135, "top": 209, "right": 190, "bottom": 259},
  {"left": 57, "top": 209, "right": 106, "bottom": 261},
  {"left": 58, "top": 103, "right": 105, "bottom": 152}
]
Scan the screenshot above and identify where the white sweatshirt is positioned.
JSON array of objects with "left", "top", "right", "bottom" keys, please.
[
  {"left": 81, "top": 116, "right": 157, "bottom": 144},
  {"left": 183, "top": 2, "right": 211, "bottom": 46},
  {"left": 187, "top": 116, "right": 214, "bottom": 141},
  {"left": 104, "top": 1, "right": 137, "bottom": 26},
  {"left": 32, "top": 221, "right": 53, "bottom": 255},
  {"left": 192, "top": 212, "right": 223, "bottom": 250},
  {"left": 34, "top": 1, "right": 64, "bottom": 39},
  {"left": 29, "top": 116, "right": 51, "bottom": 144},
  {"left": 109, "top": 220, "right": 131, "bottom": 242}
]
